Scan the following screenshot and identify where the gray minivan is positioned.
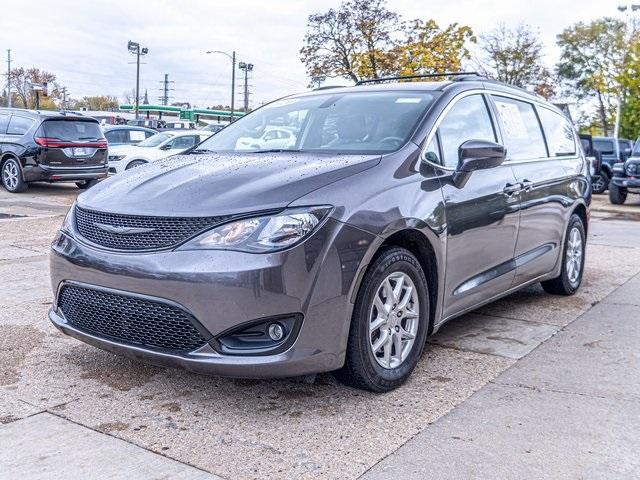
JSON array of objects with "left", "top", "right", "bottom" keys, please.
[{"left": 49, "top": 74, "right": 590, "bottom": 392}]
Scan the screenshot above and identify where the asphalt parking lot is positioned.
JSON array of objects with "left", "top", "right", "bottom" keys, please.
[{"left": 1, "top": 184, "right": 639, "bottom": 479}]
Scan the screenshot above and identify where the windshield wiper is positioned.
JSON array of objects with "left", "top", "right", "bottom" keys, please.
[
  {"left": 251, "top": 149, "right": 302, "bottom": 153},
  {"left": 190, "top": 148, "right": 216, "bottom": 154}
]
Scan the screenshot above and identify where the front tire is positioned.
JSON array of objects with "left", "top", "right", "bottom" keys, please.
[
  {"left": 592, "top": 170, "right": 610, "bottom": 194},
  {"left": 1, "top": 158, "right": 28, "bottom": 193},
  {"left": 541, "top": 214, "right": 586, "bottom": 296},
  {"left": 335, "top": 247, "right": 430, "bottom": 392},
  {"left": 609, "top": 183, "right": 627, "bottom": 205}
]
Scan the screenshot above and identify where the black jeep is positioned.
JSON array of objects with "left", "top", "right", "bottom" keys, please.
[{"left": 609, "top": 140, "right": 640, "bottom": 204}]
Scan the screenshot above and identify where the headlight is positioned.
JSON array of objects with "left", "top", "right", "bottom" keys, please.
[
  {"left": 108, "top": 155, "right": 124, "bottom": 162},
  {"left": 626, "top": 163, "right": 638, "bottom": 175},
  {"left": 60, "top": 203, "right": 75, "bottom": 236},
  {"left": 178, "top": 206, "right": 332, "bottom": 252}
]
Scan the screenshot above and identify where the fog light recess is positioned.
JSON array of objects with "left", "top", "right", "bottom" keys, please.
[
  {"left": 214, "top": 314, "right": 302, "bottom": 356},
  {"left": 268, "top": 323, "right": 285, "bottom": 341}
]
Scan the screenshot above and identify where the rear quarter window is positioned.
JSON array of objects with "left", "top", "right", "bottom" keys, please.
[
  {"left": 538, "top": 107, "right": 576, "bottom": 156},
  {"left": 7, "top": 116, "right": 35, "bottom": 135}
]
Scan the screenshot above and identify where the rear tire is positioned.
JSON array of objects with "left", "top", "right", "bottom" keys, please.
[
  {"left": 592, "top": 170, "right": 610, "bottom": 194},
  {"left": 335, "top": 247, "right": 430, "bottom": 392},
  {"left": 541, "top": 214, "right": 585, "bottom": 296},
  {"left": 1, "top": 158, "right": 28, "bottom": 193},
  {"left": 76, "top": 179, "right": 99, "bottom": 190},
  {"left": 608, "top": 183, "right": 627, "bottom": 205}
]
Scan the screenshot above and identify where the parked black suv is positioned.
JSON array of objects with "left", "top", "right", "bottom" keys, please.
[
  {"left": 0, "top": 109, "right": 108, "bottom": 193},
  {"left": 609, "top": 140, "right": 640, "bottom": 204}
]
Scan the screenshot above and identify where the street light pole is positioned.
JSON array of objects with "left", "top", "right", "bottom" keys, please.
[
  {"left": 128, "top": 41, "right": 149, "bottom": 120},
  {"left": 238, "top": 62, "right": 254, "bottom": 112},
  {"left": 6, "top": 49, "right": 11, "bottom": 108},
  {"left": 206, "top": 50, "right": 237, "bottom": 122}
]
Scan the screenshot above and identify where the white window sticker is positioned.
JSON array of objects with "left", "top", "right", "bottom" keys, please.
[
  {"left": 496, "top": 101, "right": 528, "bottom": 140},
  {"left": 130, "top": 131, "right": 146, "bottom": 141}
]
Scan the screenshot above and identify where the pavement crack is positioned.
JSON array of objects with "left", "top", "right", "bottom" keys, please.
[
  {"left": 490, "top": 380, "right": 638, "bottom": 403},
  {"left": 43, "top": 410, "right": 227, "bottom": 479}
]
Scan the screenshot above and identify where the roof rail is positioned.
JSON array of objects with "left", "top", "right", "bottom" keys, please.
[
  {"left": 313, "top": 85, "right": 347, "bottom": 91},
  {"left": 355, "top": 72, "right": 482, "bottom": 85}
]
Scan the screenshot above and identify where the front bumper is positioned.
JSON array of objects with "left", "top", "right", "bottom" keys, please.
[
  {"left": 49, "top": 218, "right": 376, "bottom": 378},
  {"left": 611, "top": 176, "right": 640, "bottom": 189}
]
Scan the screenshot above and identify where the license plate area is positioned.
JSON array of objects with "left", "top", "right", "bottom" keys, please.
[{"left": 62, "top": 147, "right": 97, "bottom": 158}]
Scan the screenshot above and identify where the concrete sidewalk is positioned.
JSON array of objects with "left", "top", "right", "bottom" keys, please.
[{"left": 363, "top": 275, "right": 640, "bottom": 479}]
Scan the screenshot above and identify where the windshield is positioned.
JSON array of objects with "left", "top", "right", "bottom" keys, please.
[
  {"left": 198, "top": 91, "right": 437, "bottom": 154},
  {"left": 43, "top": 120, "right": 103, "bottom": 140},
  {"left": 137, "top": 133, "right": 172, "bottom": 147}
]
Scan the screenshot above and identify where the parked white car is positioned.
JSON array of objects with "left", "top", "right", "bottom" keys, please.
[
  {"left": 235, "top": 126, "right": 296, "bottom": 150},
  {"left": 107, "top": 130, "right": 212, "bottom": 174}
]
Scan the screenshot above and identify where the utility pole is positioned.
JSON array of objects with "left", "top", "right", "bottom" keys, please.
[
  {"left": 6, "top": 49, "right": 11, "bottom": 108},
  {"left": 238, "top": 62, "right": 254, "bottom": 112},
  {"left": 231, "top": 51, "right": 236, "bottom": 122},
  {"left": 206, "top": 50, "right": 236, "bottom": 122},
  {"left": 158, "top": 74, "right": 174, "bottom": 106},
  {"left": 61, "top": 87, "right": 68, "bottom": 110},
  {"left": 127, "top": 41, "right": 149, "bottom": 119}
]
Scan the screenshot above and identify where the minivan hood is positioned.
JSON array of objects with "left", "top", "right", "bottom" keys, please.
[{"left": 79, "top": 151, "right": 381, "bottom": 216}]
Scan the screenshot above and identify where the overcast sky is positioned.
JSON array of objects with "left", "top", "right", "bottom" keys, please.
[{"left": 0, "top": 0, "right": 628, "bottom": 108}]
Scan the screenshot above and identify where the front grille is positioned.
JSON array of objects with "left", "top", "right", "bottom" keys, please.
[
  {"left": 58, "top": 285, "right": 208, "bottom": 353},
  {"left": 74, "top": 206, "right": 229, "bottom": 251}
]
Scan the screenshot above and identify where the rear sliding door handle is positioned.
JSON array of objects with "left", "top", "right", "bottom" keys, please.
[{"left": 503, "top": 182, "right": 522, "bottom": 195}]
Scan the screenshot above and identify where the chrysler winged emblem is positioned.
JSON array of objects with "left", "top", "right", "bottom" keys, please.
[{"left": 93, "top": 223, "right": 156, "bottom": 235}]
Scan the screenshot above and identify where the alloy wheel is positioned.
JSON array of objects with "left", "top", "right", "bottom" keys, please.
[
  {"left": 368, "top": 271, "right": 419, "bottom": 369},
  {"left": 2, "top": 161, "right": 19, "bottom": 191},
  {"left": 566, "top": 226, "right": 583, "bottom": 286}
]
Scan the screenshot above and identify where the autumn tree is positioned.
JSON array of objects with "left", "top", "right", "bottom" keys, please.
[
  {"left": 71, "top": 95, "right": 119, "bottom": 111},
  {"left": 300, "top": 0, "right": 397, "bottom": 82},
  {"left": 392, "top": 19, "right": 475, "bottom": 76},
  {"left": 300, "top": 0, "right": 474, "bottom": 83},
  {"left": 556, "top": 18, "right": 626, "bottom": 136},
  {"left": 478, "top": 24, "right": 551, "bottom": 93},
  {"left": 618, "top": 34, "right": 640, "bottom": 139},
  {"left": 9, "top": 67, "right": 64, "bottom": 109}
]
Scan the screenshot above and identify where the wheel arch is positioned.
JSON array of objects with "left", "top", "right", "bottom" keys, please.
[
  {"left": 0, "top": 153, "right": 23, "bottom": 173},
  {"left": 360, "top": 228, "right": 440, "bottom": 335},
  {"left": 125, "top": 158, "right": 148, "bottom": 170},
  {"left": 571, "top": 202, "right": 589, "bottom": 236},
  {"left": 599, "top": 163, "right": 613, "bottom": 176}
]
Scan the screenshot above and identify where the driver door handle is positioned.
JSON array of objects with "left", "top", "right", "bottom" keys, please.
[{"left": 503, "top": 182, "right": 523, "bottom": 195}]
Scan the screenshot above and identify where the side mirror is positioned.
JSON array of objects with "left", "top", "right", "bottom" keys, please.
[
  {"left": 160, "top": 144, "right": 171, "bottom": 150},
  {"left": 453, "top": 140, "right": 506, "bottom": 188}
]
